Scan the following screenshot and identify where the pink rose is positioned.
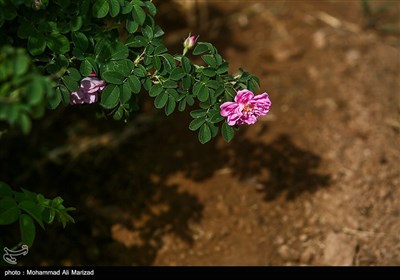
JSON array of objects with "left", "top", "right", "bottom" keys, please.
[
  {"left": 220, "top": 89, "right": 271, "bottom": 126},
  {"left": 183, "top": 35, "right": 198, "bottom": 50},
  {"left": 70, "top": 76, "right": 105, "bottom": 105},
  {"left": 183, "top": 34, "right": 199, "bottom": 55}
]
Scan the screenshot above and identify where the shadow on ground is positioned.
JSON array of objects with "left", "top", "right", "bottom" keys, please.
[{"left": 0, "top": 105, "right": 331, "bottom": 264}]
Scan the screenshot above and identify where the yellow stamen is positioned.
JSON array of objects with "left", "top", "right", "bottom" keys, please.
[{"left": 243, "top": 104, "right": 252, "bottom": 112}]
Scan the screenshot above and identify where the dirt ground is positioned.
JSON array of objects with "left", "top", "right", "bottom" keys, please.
[{"left": 1, "top": 0, "right": 399, "bottom": 266}]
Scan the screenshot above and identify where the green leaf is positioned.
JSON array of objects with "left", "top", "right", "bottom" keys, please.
[
  {"left": 110, "top": 42, "right": 129, "bottom": 60},
  {"left": 80, "top": 59, "right": 93, "bottom": 76},
  {"left": 197, "top": 84, "right": 209, "bottom": 102},
  {"left": 47, "top": 34, "right": 70, "bottom": 54},
  {"left": 145, "top": 45, "right": 154, "bottom": 56},
  {"left": 18, "top": 201, "right": 44, "bottom": 229},
  {"left": 182, "top": 75, "right": 191, "bottom": 90},
  {"left": 127, "top": 75, "right": 141, "bottom": 93},
  {"left": 52, "top": 196, "right": 64, "bottom": 207},
  {"left": 210, "top": 113, "right": 225, "bottom": 123},
  {"left": 142, "top": 25, "right": 153, "bottom": 40},
  {"left": 144, "top": 1, "right": 157, "bottom": 16},
  {"left": 214, "top": 54, "right": 223, "bottom": 65},
  {"left": 217, "top": 62, "right": 229, "bottom": 74},
  {"left": 202, "top": 55, "right": 217, "bottom": 68},
  {"left": 57, "top": 54, "right": 70, "bottom": 68},
  {"left": 0, "top": 197, "right": 20, "bottom": 225},
  {"left": 154, "top": 25, "right": 164, "bottom": 37},
  {"left": 113, "top": 105, "right": 124, "bottom": 120},
  {"left": 189, "top": 116, "right": 206, "bottom": 131},
  {"left": 59, "top": 85, "right": 71, "bottom": 105},
  {"left": 165, "top": 96, "right": 176, "bottom": 116},
  {"left": 193, "top": 81, "right": 201, "bottom": 96},
  {"left": 222, "top": 122, "right": 234, "bottom": 142},
  {"left": 28, "top": 34, "right": 46, "bottom": 56},
  {"left": 100, "top": 85, "right": 120, "bottom": 109},
  {"left": 166, "top": 88, "right": 179, "bottom": 100},
  {"left": 178, "top": 98, "right": 187, "bottom": 112},
  {"left": 26, "top": 79, "right": 44, "bottom": 105},
  {"left": 67, "top": 68, "right": 81, "bottom": 81},
  {"left": 186, "top": 95, "right": 195, "bottom": 106},
  {"left": 143, "top": 78, "right": 152, "bottom": 91},
  {"left": 126, "top": 20, "right": 139, "bottom": 33},
  {"left": 203, "top": 68, "right": 216, "bottom": 77},
  {"left": 121, "top": 2, "right": 133, "bottom": 14},
  {"left": 62, "top": 76, "right": 79, "bottom": 92},
  {"left": 199, "top": 101, "right": 211, "bottom": 109},
  {"left": 149, "top": 83, "right": 162, "bottom": 97},
  {"left": 193, "top": 43, "right": 209, "bottom": 55},
  {"left": 132, "top": 4, "right": 146, "bottom": 25},
  {"left": 43, "top": 208, "right": 56, "bottom": 224},
  {"left": 48, "top": 87, "right": 62, "bottom": 109},
  {"left": 162, "top": 54, "right": 176, "bottom": 71},
  {"left": 73, "top": 48, "right": 85, "bottom": 60},
  {"left": 154, "top": 45, "right": 167, "bottom": 55},
  {"left": 39, "top": 21, "right": 57, "bottom": 34},
  {"left": 163, "top": 80, "right": 177, "bottom": 89},
  {"left": 154, "top": 91, "right": 168, "bottom": 109},
  {"left": 125, "top": 35, "right": 147, "bottom": 48},
  {"left": 132, "top": 65, "right": 146, "bottom": 77},
  {"left": 225, "top": 87, "right": 236, "bottom": 101},
  {"left": 247, "top": 76, "right": 260, "bottom": 92},
  {"left": 152, "top": 56, "right": 161, "bottom": 71},
  {"left": 93, "top": 0, "right": 110, "bottom": 18},
  {"left": 14, "top": 53, "right": 30, "bottom": 76},
  {"left": 182, "top": 56, "right": 192, "bottom": 73},
  {"left": 207, "top": 80, "right": 220, "bottom": 90},
  {"left": 70, "top": 16, "right": 83, "bottom": 31},
  {"left": 109, "top": 0, "right": 121, "bottom": 17},
  {"left": 72, "top": 32, "right": 89, "bottom": 51},
  {"left": 198, "top": 123, "right": 212, "bottom": 144},
  {"left": 19, "top": 188, "right": 37, "bottom": 202},
  {"left": 102, "top": 71, "right": 125, "bottom": 84},
  {"left": 94, "top": 40, "right": 110, "bottom": 62},
  {"left": 190, "top": 109, "right": 207, "bottom": 118},
  {"left": 104, "top": 59, "right": 132, "bottom": 76},
  {"left": 209, "top": 123, "right": 219, "bottom": 137},
  {"left": 170, "top": 67, "right": 185, "bottom": 81},
  {"left": 0, "top": 181, "right": 13, "bottom": 196},
  {"left": 120, "top": 83, "right": 132, "bottom": 103},
  {"left": 20, "top": 214, "right": 35, "bottom": 247}
]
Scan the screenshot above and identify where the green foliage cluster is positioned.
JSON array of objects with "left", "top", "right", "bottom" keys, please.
[
  {"left": 0, "top": 181, "right": 74, "bottom": 248},
  {"left": 0, "top": 0, "right": 260, "bottom": 143}
]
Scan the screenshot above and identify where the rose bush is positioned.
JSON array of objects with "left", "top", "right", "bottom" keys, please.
[{"left": 0, "top": 0, "right": 271, "bottom": 251}]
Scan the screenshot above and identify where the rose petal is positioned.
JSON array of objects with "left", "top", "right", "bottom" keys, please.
[
  {"left": 220, "top": 102, "right": 239, "bottom": 117},
  {"left": 235, "top": 89, "right": 254, "bottom": 104}
]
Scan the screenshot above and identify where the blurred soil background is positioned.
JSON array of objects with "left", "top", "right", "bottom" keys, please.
[{"left": 0, "top": 0, "right": 399, "bottom": 265}]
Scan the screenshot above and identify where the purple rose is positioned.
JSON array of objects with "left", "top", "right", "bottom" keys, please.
[
  {"left": 70, "top": 76, "right": 105, "bottom": 105},
  {"left": 220, "top": 89, "right": 271, "bottom": 126}
]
